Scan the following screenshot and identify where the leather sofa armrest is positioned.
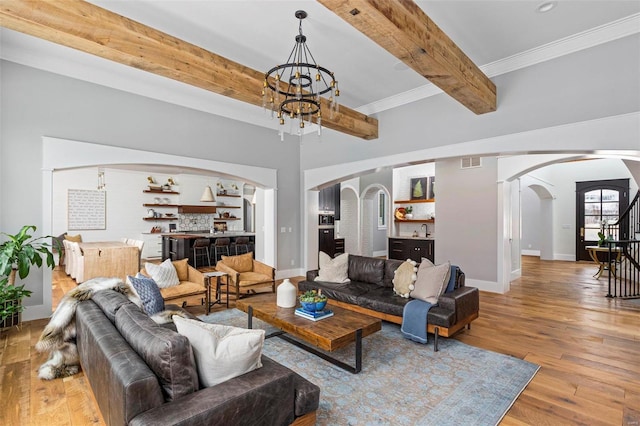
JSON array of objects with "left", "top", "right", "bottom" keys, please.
[
  {"left": 306, "top": 270, "right": 319, "bottom": 281},
  {"left": 187, "top": 265, "right": 205, "bottom": 286},
  {"left": 293, "top": 373, "right": 320, "bottom": 416},
  {"left": 215, "top": 263, "right": 239, "bottom": 285},
  {"left": 438, "top": 286, "right": 479, "bottom": 323},
  {"left": 252, "top": 260, "right": 275, "bottom": 278}
]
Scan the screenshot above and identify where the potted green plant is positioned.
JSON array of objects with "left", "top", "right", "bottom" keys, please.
[
  {"left": 299, "top": 289, "right": 328, "bottom": 313},
  {"left": 0, "top": 225, "right": 56, "bottom": 329}
]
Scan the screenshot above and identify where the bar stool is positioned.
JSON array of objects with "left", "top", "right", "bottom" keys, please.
[
  {"left": 211, "top": 238, "right": 230, "bottom": 263},
  {"left": 192, "top": 238, "right": 211, "bottom": 268},
  {"left": 234, "top": 237, "right": 250, "bottom": 255}
]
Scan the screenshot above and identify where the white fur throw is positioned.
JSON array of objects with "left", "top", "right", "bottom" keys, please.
[{"left": 35, "top": 277, "right": 184, "bottom": 380}]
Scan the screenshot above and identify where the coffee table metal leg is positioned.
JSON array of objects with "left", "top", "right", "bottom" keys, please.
[
  {"left": 276, "top": 328, "right": 363, "bottom": 374},
  {"left": 247, "top": 306, "right": 253, "bottom": 329}
]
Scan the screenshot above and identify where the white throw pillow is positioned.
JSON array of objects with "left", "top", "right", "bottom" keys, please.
[
  {"left": 410, "top": 261, "right": 451, "bottom": 304},
  {"left": 145, "top": 259, "right": 180, "bottom": 288},
  {"left": 315, "top": 251, "right": 350, "bottom": 283},
  {"left": 173, "top": 316, "right": 264, "bottom": 387}
]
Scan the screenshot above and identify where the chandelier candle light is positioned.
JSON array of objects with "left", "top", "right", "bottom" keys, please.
[{"left": 263, "top": 10, "right": 339, "bottom": 141}]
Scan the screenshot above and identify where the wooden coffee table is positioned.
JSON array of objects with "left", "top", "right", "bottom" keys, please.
[{"left": 236, "top": 294, "right": 381, "bottom": 374}]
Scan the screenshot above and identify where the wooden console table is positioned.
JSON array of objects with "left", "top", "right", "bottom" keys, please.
[{"left": 586, "top": 245, "right": 622, "bottom": 279}]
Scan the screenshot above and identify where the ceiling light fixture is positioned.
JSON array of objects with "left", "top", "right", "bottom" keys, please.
[
  {"left": 200, "top": 186, "right": 216, "bottom": 202},
  {"left": 263, "top": 10, "right": 339, "bottom": 141},
  {"left": 536, "top": 1, "right": 557, "bottom": 13}
]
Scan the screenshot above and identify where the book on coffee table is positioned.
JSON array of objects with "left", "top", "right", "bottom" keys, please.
[{"left": 294, "top": 308, "right": 334, "bottom": 321}]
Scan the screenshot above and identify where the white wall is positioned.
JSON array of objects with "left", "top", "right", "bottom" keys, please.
[
  {"left": 521, "top": 158, "right": 638, "bottom": 260},
  {"left": 436, "top": 157, "right": 498, "bottom": 284},
  {"left": 1, "top": 60, "right": 298, "bottom": 318},
  {"left": 521, "top": 185, "right": 542, "bottom": 255}
]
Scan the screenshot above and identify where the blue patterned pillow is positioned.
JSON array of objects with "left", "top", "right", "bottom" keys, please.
[{"left": 128, "top": 275, "right": 165, "bottom": 315}]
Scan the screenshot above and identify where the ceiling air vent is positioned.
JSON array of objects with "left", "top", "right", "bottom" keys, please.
[{"left": 461, "top": 156, "right": 482, "bottom": 169}]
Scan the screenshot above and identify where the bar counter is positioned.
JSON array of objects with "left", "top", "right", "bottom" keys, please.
[{"left": 161, "top": 232, "right": 255, "bottom": 266}]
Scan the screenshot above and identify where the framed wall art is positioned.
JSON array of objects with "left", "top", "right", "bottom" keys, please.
[
  {"left": 68, "top": 189, "right": 106, "bottom": 230},
  {"left": 410, "top": 177, "right": 427, "bottom": 200}
]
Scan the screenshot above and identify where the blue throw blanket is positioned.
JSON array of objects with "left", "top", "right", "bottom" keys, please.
[
  {"left": 401, "top": 299, "right": 433, "bottom": 344},
  {"left": 400, "top": 265, "right": 460, "bottom": 344}
]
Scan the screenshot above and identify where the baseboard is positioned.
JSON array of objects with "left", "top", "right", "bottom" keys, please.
[
  {"left": 553, "top": 254, "right": 575, "bottom": 261},
  {"left": 521, "top": 249, "right": 540, "bottom": 256},
  {"left": 23, "top": 304, "right": 52, "bottom": 321},
  {"left": 372, "top": 250, "right": 388, "bottom": 257},
  {"left": 511, "top": 268, "right": 522, "bottom": 281},
  {"left": 466, "top": 278, "right": 503, "bottom": 294},
  {"left": 276, "top": 268, "right": 305, "bottom": 279}
]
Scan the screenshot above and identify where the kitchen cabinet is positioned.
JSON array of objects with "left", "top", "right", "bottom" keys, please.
[
  {"left": 319, "top": 228, "right": 335, "bottom": 257},
  {"left": 140, "top": 234, "right": 163, "bottom": 259},
  {"left": 334, "top": 238, "right": 345, "bottom": 256},
  {"left": 388, "top": 238, "right": 434, "bottom": 263},
  {"left": 318, "top": 183, "right": 340, "bottom": 219}
]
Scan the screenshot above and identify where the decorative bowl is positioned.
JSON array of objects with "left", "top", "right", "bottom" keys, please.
[{"left": 300, "top": 299, "right": 327, "bottom": 313}]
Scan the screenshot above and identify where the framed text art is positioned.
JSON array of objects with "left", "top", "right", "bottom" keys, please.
[
  {"left": 68, "top": 189, "right": 106, "bottom": 230},
  {"left": 410, "top": 177, "right": 427, "bottom": 200}
]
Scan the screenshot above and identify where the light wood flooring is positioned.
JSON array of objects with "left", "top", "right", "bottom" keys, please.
[{"left": 1, "top": 256, "right": 639, "bottom": 425}]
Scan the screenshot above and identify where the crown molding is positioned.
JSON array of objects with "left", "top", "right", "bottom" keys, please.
[{"left": 357, "top": 13, "right": 640, "bottom": 116}]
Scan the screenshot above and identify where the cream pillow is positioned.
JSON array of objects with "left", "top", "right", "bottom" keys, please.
[
  {"left": 410, "top": 261, "right": 451, "bottom": 304},
  {"left": 315, "top": 252, "right": 350, "bottom": 283},
  {"left": 145, "top": 258, "right": 180, "bottom": 288},
  {"left": 392, "top": 260, "right": 418, "bottom": 298},
  {"left": 173, "top": 316, "right": 264, "bottom": 387}
]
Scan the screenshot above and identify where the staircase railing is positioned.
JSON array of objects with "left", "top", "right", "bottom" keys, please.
[{"left": 606, "top": 190, "right": 640, "bottom": 298}]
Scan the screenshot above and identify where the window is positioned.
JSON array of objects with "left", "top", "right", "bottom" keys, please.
[{"left": 377, "top": 190, "right": 387, "bottom": 229}]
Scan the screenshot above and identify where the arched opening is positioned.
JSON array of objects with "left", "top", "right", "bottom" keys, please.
[
  {"left": 36, "top": 136, "right": 278, "bottom": 320},
  {"left": 360, "top": 184, "right": 390, "bottom": 257},
  {"left": 338, "top": 185, "right": 359, "bottom": 255}
]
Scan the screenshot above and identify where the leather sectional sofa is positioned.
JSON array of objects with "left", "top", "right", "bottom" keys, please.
[
  {"left": 76, "top": 289, "right": 319, "bottom": 425},
  {"left": 298, "top": 255, "right": 479, "bottom": 351}
]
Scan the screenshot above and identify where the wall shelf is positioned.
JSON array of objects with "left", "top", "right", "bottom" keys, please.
[
  {"left": 394, "top": 218, "right": 435, "bottom": 223},
  {"left": 143, "top": 217, "right": 178, "bottom": 221},
  {"left": 394, "top": 199, "right": 435, "bottom": 204},
  {"left": 216, "top": 193, "right": 241, "bottom": 198},
  {"left": 143, "top": 203, "right": 179, "bottom": 207},
  {"left": 144, "top": 190, "right": 179, "bottom": 195},
  {"left": 214, "top": 218, "right": 241, "bottom": 221},
  {"left": 216, "top": 205, "right": 240, "bottom": 209}
]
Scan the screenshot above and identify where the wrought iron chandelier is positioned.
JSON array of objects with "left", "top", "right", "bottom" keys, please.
[{"left": 262, "top": 10, "right": 339, "bottom": 140}]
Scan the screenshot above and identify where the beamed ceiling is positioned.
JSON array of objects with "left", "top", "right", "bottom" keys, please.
[{"left": 1, "top": 0, "right": 638, "bottom": 140}]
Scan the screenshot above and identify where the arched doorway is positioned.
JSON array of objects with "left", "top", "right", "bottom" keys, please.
[
  {"left": 339, "top": 186, "right": 360, "bottom": 255},
  {"left": 360, "top": 184, "right": 390, "bottom": 257}
]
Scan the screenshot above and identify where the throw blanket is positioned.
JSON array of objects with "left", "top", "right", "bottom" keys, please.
[
  {"left": 35, "top": 277, "right": 183, "bottom": 380},
  {"left": 401, "top": 299, "right": 434, "bottom": 344}
]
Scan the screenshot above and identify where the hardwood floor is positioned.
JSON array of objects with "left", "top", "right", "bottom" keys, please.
[{"left": 1, "top": 256, "right": 638, "bottom": 425}]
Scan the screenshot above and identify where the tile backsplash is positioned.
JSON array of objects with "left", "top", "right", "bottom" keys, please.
[{"left": 178, "top": 213, "right": 243, "bottom": 231}]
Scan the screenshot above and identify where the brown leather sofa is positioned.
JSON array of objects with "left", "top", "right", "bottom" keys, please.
[
  {"left": 76, "top": 289, "right": 319, "bottom": 425},
  {"left": 298, "top": 255, "right": 479, "bottom": 351}
]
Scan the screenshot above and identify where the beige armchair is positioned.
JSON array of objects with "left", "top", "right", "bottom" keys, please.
[
  {"left": 140, "top": 259, "right": 208, "bottom": 310},
  {"left": 215, "top": 252, "right": 275, "bottom": 301}
]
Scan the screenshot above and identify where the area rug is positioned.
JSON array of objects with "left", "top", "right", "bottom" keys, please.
[{"left": 199, "top": 309, "right": 539, "bottom": 426}]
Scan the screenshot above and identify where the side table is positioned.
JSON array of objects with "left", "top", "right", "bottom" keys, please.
[
  {"left": 586, "top": 245, "right": 622, "bottom": 279},
  {"left": 203, "top": 271, "right": 229, "bottom": 313}
]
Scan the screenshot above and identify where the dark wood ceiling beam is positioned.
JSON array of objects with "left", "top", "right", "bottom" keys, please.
[
  {"left": 0, "top": 0, "right": 378, "bottom": 139},
  {"left": 318, "top": 0, "right": 496, "bottom": 114}
]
